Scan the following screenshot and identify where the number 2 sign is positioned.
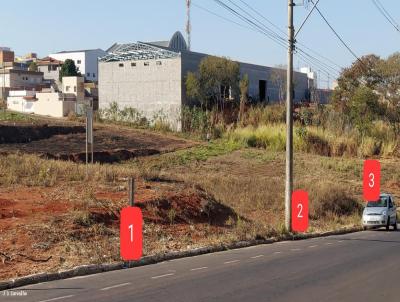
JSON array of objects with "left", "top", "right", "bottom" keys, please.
[
  {"left": 120, "top": 207, "right": 143, "bottom": 261},
  {"left": 292, "top": 190, "right": 309, "bottom": 233},
  {"left": 363, "top": 160, "right": 380, "bottom": 202}
]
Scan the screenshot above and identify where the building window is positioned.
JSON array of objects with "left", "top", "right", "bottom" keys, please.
[
  {"left": 156, "top": 61, "right": 162, "bottom": 66},
  {"left": 77, "top": 60, "right": 81, "bottom": 64},
  {"left": 119, "top": 63, "right": 124, "bottom": 67},
  {"left": 131, "top": 62, "right": 136, "bottom": 67},
  {"left": 144, "top": 62, "right": 149, "bottom": 66},
  {"left": 66, "top": 86, "right": 70, "bottom": 92},
  {"left": 87, "top": 72, "right": 90, "bottom": 77},
  {"left": 93, "top": 73, "right": 95, "bottom": 77}
]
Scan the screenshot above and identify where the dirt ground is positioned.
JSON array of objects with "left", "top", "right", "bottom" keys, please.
[
  {"left": 0, "top": 121, "right": 195, "bottom": 163},
  {"left": 0, "top": 180, "right": 237, "bottom": 281},
  {"left": 1, "top": 119, "right": 400, "bottom": 282}
]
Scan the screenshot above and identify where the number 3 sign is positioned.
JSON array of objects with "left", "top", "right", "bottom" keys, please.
[
  {"left": 292, "top": 190, "right": 309, "bottom": 233},
  {"left": 363, "top": 160, "right": 380, "bottom": 202},
  {"left": 120, "top": 207, "right": 143, "bottom": 261}
]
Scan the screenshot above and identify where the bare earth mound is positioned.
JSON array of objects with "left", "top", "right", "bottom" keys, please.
[{"left": 0, "top": 122, "right": 195, "bottom": 163}]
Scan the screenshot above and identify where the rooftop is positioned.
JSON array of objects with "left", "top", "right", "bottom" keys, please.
[
  {"left": 99, "top": 42, "right": 180, "bottom": 62},
  {"left": 101, "top": 31, "right": 187, "bottom": 63},
  {"left": 55, "top": 48, "right": 104, "bottom": 54}
]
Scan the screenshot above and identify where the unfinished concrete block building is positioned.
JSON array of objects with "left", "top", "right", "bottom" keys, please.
[{"left": 98, "top": 31, "right": 313, "bottom": 131}]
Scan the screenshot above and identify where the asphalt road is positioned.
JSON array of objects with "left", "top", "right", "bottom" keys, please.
[{"left": 4, "top": 228, "right": 400, "bottom": 302}]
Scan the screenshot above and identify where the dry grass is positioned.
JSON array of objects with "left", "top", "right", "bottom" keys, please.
[{"left": 3, "top": 137, "right": 400, "bottom": 281}]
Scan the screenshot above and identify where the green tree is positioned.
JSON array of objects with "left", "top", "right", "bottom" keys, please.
[
  {"left": 376, "top": 52, "right": 400, "bottom": 137},
  {"left": 331, "top": 54, "right": 382, "bottom": 112},
  {"left": 28, "top": 61, "right": 37, "bottom": 71},
  {"left": 348, "top": 86, "right": 381, "bottom": 137},
  {"left": 185, "top": 56, "right": 240, "bottom": 111},
  {"left": 59, "top": 59, "right": 79, "bottom": 81}
]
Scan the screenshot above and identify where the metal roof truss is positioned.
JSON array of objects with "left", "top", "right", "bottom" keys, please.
[{"left": 99, "top": 42, "right": 180, "bottom": 62}]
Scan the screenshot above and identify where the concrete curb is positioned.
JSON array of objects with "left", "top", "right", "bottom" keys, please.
[{"left": 0, "top": 226, "right": 363, "bottom": 291}]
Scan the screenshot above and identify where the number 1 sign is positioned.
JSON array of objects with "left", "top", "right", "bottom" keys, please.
[
  {"left": 363, "top": 160, "right": 380, "bottom": 202},
  {"left": 120, "top": 207, "right": 143, "bottom": 261},
  {"left": 292, "top": 190, "right": 309, "bottom": 233}
]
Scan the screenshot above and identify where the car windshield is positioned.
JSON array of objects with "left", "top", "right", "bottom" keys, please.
[{"left": 367, "top": 196, "right": 388, "bottom": 207}]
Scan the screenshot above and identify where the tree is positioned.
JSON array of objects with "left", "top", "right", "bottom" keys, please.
[
  {"left": 238, "top": 74, "right": 249, "bottom": 122},
  {"left": 185, "top": 56, "right": 240, "bottom": 111},
  {"left": 331, "top": 54, "right": 382, "bottom": 112},
  {"left": 376, "top": 52, "right": 400, "bottom": 137},
  {"left": 59, "top": 59, "right": 79, "bottom": 81},
  {"left": 269, "top": 66, "right": 286, "bottom": 103},
  {"left": 28, "top": 61, "right": 37, "bottom": 71},
  {"left": 239, "top": 74, "right": 249, "bottom": 122},
  {"left": 348, "top": 86, "right": 381, "bottom": 137}
]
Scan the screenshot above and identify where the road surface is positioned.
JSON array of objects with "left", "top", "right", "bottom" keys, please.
[{"left": 4, "top": 229, "right": 400, "bottom": 302}]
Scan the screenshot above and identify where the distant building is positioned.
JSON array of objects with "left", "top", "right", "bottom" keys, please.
[
  {"left": 37, "top": 56, "right": 64, "bottom": 85},
  {"left": 0, "top": 69, "right": 44, "bottom": 100},
  {"left": 7, "top": 76, "right": 89, "bottom": 117},
  {"left": 0, "top": 47, "right": 14, "bottom": 65},
  {"left": 99, "top": 31, "right": 314, "bottom": 131},
  {"left": 49, "top": 49, "right": 107, "bottom": 82},
  {"left": 15, "top": 53, "right": 38, "bottom": 65}
]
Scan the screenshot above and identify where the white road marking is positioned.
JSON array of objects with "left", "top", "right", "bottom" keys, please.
[
  {"left": 325, "top": 242, "right": 333, "bottom": 245},
  {"left": 190, "top": 266, "right": 208, "bottom": 271},
  {"left": 151, "top": 273, "right": 175, "bottom": 279},
  {"left": 308, "top": 245, "right": 318, "bottom": 248},
  {"left": 37, "top": 295, "right": 75, "bottom": 302},
  {"left": 224, "top": 260, "right": 240, "bottom": 264},
  {"left": 69, "top": 275, "right": 91, "bottom": 280},
  {"left": 100, "top": 282, "right": 131, "bottom": 291},
  {"left": 291, "top": 248, "right": 301, "bottom": 251},
  {"left": 338, "top": 240, "right": 343, "bottom": 243},
  {"left": 274, "top": 251, "right": 282, "bottom": 254},
  {"left": 251, "top": 255, "right": 264, "bottom": 259}
]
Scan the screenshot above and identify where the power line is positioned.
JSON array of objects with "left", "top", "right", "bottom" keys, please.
[
  {"left": 213, "top": 0, "right": 289, "bottom": 48},
  {"left": 372, "top": 0, "right": 400, "bottom": 33},
  {"left": 236, "top": 0, "right": 343, "bottom": 70},
  {"left": 310, "top": 0, "right": 363, "bottom": 65},
  {"left": 295, "top": 0, "right": 321, "bottom": 39},
  {"left": 193, "top": 0, "right": 338, "bottom": 77},
  {"left": 211, "top": 0, "right": 339, "bottom": 76},
  {"left": 192, "top": 2, "right": 253, "bottom": 31}
]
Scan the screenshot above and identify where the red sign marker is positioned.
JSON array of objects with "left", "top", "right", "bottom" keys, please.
[
  {"left": 120, "top": 207, "right": 142, "bottom": 261},
  {"left": 292, "top": 190, "right": 309, "bottom": 233},
  {"left": 363, "top": 160, "right": 380, "bottom": 202}
]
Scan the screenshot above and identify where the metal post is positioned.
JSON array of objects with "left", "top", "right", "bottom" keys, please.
[
  {"left": 85, "top": 113, "right": 88, "bottom": 177},
  {"left": 128, "top": 178, "right": 134, "bottom": 206},
  {"left": 285, "top": 0, "right": 295, "bottom": 232}
]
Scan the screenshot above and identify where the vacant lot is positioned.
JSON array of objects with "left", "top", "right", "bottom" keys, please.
[
  {"left": 1, "top": 117, "right": 399, "bottom": 281},
  {"left": 0, "top": 121, "right": 194, "bottom": 162}
]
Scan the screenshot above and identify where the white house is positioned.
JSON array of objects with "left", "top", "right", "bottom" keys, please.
[
  {"left": 49, "top": 49, "right": 107, "bottom": 82},
  {"left": 7, "top": 76, "right": 88, "bottom": 117}
]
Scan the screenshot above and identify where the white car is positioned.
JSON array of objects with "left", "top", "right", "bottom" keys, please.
[{"left": 362, "top": 193, "right": 398, "bottom": 231}]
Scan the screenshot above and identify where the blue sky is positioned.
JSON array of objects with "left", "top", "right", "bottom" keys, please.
[{"left": 1, "top": 0, "right": 399, "bottom": 86}]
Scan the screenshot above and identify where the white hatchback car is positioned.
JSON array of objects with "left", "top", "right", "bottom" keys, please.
[{"left": 362, "top": 193, "right": 398, "bottom": 231}]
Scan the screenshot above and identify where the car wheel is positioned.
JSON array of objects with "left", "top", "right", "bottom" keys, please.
[{"left": 386, "top": 218, "right": 390, "bottom": 231}]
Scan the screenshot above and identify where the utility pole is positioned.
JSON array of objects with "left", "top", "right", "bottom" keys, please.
[{"left": 285, "top": 0, "right": 295, "bottom": 232}]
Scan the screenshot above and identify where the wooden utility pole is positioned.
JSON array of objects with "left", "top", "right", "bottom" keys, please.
[{"left": 285, "top": 0, "right": 294, "bottom": 232}]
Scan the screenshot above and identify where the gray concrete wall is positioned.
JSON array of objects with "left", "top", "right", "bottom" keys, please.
[
  {"left": 180, "top": 52, "right": 310, "bottom": 104},
  {"left": 9, "top": 70, "right": 43, "bottom": 90},
  {"left": 99, "top": 57, "right": 182, "bottom": 131},
  {"left": 38, "top": 65, "right": 60, "bottom": 83}
]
